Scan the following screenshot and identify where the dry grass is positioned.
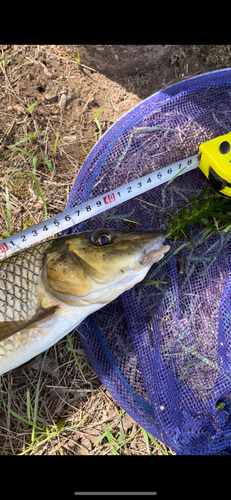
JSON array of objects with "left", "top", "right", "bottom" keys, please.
[{"left": 0, "top": 44, "right": 174, "bottom": 455}]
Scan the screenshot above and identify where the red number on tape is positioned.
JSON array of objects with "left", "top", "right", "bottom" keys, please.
[
  {"left": 103, "top": 193, "right": 116, "bottom": 205},
  {"left": 0, "top": 243, "right": 9, "bottom": 254}
]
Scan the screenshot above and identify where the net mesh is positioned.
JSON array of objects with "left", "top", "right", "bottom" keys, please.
[{"left": 64, "top": 69, "right": 231, "bottom": 454}]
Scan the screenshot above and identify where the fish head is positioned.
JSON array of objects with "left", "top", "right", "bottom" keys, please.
[{"left": 43, "top": 228, "right": 170, "bottom": 305}]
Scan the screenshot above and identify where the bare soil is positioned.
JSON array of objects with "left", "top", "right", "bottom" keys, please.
[{"left": 0, "top": 44, "right": 230, "bottom": 456}]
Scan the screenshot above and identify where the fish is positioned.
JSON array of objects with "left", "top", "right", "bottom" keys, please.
[{"left": 0, "top": 228, "right": 170, "bottom": 375}]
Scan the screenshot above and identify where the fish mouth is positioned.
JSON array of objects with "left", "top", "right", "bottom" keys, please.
[{"left": 140, "top": 234, "right": 170, "bottom": 266}]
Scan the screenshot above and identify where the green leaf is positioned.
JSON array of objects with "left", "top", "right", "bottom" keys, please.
[
  {"left": 56, "top": 417, "right": 65, "bottom": 433},
  {"left": 117, "top": 428, "right": 125, "bottom": 443},
  {"left": 145, "top": 279, "right": 167, "bottom": 285},
  {"left": 223, "top": 224, "right": 231, "bottom": 233},
  {"left": 26, "top": 102, "right": 37, "bottom": 113},
  {"left": 66, "top": 334, "right": 84, "bottom": 377},
  {"left": 27, "top": 172, "right": 47, "bottom": 219},
  {"left": 26, "top": 390, "right": 31, "bottom": 423},
  {"left": 44, "top": 157, "right": 53, "bottom": 172},
  {"left": 13, "top": 131, "right": 38, "bottom": 146},
  {"left": 23, "top": 218, "right": 29, "bottom": 230},
  {"left": 94, "top": 117, "right": 101, "bottom": 130},
  {"left": 53, "top": 132, "right": 60, "bottom": 155},
  {"left": 141, "top": 428, "right": 151, "bottom": 455},
  {"left": 2, "top": 54, "right": 7, "bottom": 71},
  {"left": 0, "top": 392, "right": 40, "bottom": 428},
  {"left": 147, "top": 432, "right": 168, "bottom": 455},
  {"left": 5, "top": 186, "right": 11, "bottom": 233},
  {"left": 32, "top": 157, "right": 37, "bottom": 175},
  {"left": 8, "top": 145, "right": 35, "bottom": 158},
  {"left": 31, "top": 350, "right": 48, "bottom": 443}
]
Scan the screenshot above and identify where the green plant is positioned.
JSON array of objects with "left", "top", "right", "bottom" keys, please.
[
  {"left": 44, "top": 157, "right": 53, "bottom": 172},
  {"left": 39, "top": 129, "right": 60, "bottom": 156},
  {"left": 0, "top": 349, "right": 88, "bottom": 455},
  {"left": 93, "top": 105, "right": 105, "bottom": 135},
  {"left": 8, "top": 144, "right": 37, "bottom": 160},
  {"left": 4, "top": 185, "right": 11, "bottom": 236},
  {"left": 13, "top": 130, "right": 39, "bottom": 145},
  {"left": 2, "top": 169, "right": 48, "bottom": 224},
  {"left": 141, "top": 428, "right": 168, "bottom": 455},
  {"left": 26, "top": 102, "right": 38, "bottom": 113},
  {"left": 27, "top": 171, "right": 48, "bottom": 219},
  {"left": 165, "top": 185, "right": 231, "bottom": 242},
  {"left": 93, "top": 415, "right": 168, "bottom": 455},
  {"left": 72, "top": 48, "right": 81, "bottom": 69},
  {"left": 2, "top": 54, "right": 7, "bottom": 72},
  {"left": 6, "top": 130, "right": 58, "bottom": 219},
  {"left": 93, "top": 409, "right": 126, "bottom": 455},
  {"left": 66, "top": 333, "right": 84, "bottom": 377}
]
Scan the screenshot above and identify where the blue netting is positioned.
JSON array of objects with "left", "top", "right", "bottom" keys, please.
[{"left": 64, "top": 69, "right": 231, "bottom": 454}]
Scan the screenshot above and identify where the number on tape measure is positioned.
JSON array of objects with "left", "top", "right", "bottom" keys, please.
[
  {"left": 0, "top": 152, "right": 201, "bottom": 258},
  {"left": 0, "top": 242, "right": 9, "bottom": 254},
  {"left": 103, "top": 193, "right": 116, "bottom": 205}
]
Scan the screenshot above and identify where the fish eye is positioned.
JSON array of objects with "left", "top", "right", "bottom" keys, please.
[
  {"left": 99, "top": 234, "right": 111, "bottom": 245},
  {"left": 91, "top": 231, "right": 112, "bottom": 246}
]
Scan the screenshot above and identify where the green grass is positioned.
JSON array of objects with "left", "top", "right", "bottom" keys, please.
[
  {"left": 4, "top": 128, "right": 61, "bottom": 223},
  {"left": 39, "top": 130, "right": 60, "bottom": 156},
  {"left": 141, "top": 428, "right": 168, "bottom": 455},
  {"left": 93, "top": 412, "right": 168, "bottom": 455},
  {"left": 72, "top": 48, "right": 81, "bottom": 69},
  {"left": 26, "top": 102, "right": 38, "bottom": 114},
  {"left": 91, "top": 406, "right": 168, "bottom": 455},
  {"left": 8, "top": 127, "right": 59, "bottom": 172},
  {"left": 44, "top": 157, "right": 53, "bottom": 172},
  {"left": 0, "top": 348, "right": 89, "bottom": 455},
  {"left": 4, "top": 186, "right": 11, "bottom": 236},
  {"left": 113, "top": 125, "right": 176, "bottom": 171},
  {"left": 93, "top": 105, "right": 105, "bottom": 135},
  {"left": 0, "top": 353, "right": 50, "bottom": 441},
  {"left": 8, "top": 145, "right": 37, "bottom": 159},
  {"left": 1, "top": 373, "right": 163, "bottom": 455},
  {"left": 66, "top": 333, "right": 84, "bottom": 377},
  {"left": 2, "top": 54, "right": 7, "bottom": 73},
  {"left": 11, "top": 130, "right": 39, "bottom": 145},
  {"left": 27, "top": 171, "right": 48, "bottom": 219},
  {"left": 165, "top": 185, "right": 231, "bottom": 243}
]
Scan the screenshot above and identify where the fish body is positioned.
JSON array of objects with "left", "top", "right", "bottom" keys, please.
[{"left": 0, "top": 228, "right": 170, "bottom": 375}]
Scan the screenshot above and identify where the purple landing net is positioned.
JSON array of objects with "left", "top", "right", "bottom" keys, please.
[{"left": 64, "top": 69, "right": 231, "bottom": 454}]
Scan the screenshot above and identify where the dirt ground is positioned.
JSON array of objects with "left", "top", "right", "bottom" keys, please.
[{"left": 0, "top": 44, "right": 230, "bottom": 456}]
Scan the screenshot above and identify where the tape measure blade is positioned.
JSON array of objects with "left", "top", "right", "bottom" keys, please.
[{"left": 0, "top": 153, "right": 200, "bottom": 259}]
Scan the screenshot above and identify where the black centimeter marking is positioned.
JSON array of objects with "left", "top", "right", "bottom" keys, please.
[{"left": 2, "top": 154, "right": 200, "bottom": 254}]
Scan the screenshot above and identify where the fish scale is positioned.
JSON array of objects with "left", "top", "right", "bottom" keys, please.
[{"left": 0, "top": 240, "right": 52, "bottom": 322}]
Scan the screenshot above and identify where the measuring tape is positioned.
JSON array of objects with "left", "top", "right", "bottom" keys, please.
[{"left": 0, "top": 132, "right": 231, "bottom": 259}]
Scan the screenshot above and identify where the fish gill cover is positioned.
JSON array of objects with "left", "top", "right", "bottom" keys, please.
[{"left": 64, "top": 69, "right": 231, "bottom": 454}]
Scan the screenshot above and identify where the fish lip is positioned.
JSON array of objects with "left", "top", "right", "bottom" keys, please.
[
  {"left": 140, "top": 234, "right": 169, "bottom": 265},
  {"left": 143, "top": 233, "right": 166, "bottom": 252}
]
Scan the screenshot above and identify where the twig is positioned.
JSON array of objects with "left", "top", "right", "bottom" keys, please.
[{"left": 0, "top": 117, "right": 16, "bottom": 145}]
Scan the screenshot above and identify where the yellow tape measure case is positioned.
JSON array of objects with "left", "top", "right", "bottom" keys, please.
[{"left": 199, "top": 132, "right": 231, "bottom": 196}]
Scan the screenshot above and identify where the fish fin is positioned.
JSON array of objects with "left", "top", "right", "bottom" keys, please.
[{"left": 0, "top": 305, "right": 59, "bottom": 342}]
